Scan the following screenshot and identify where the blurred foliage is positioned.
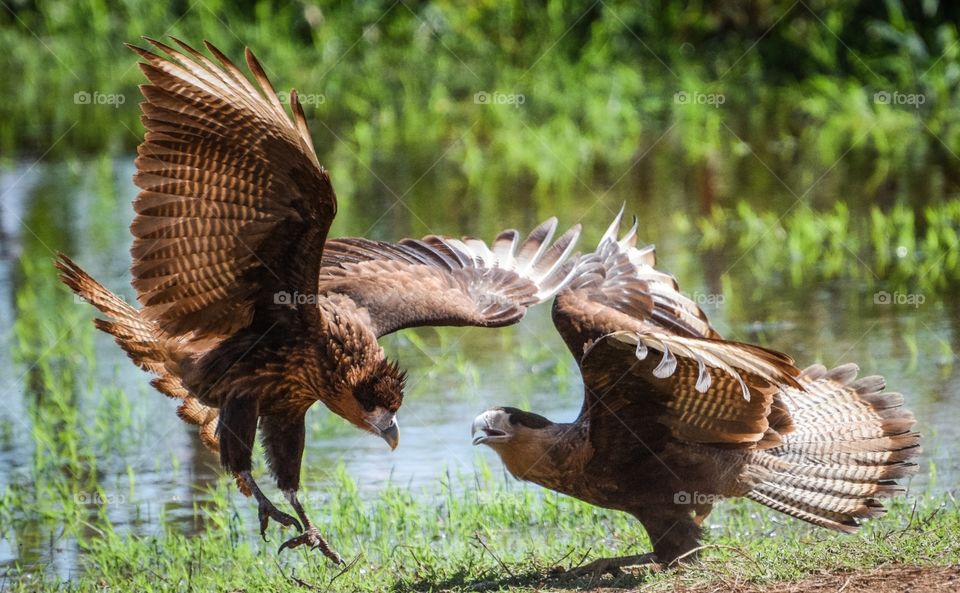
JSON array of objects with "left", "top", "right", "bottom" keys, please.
[
  {"left": 2, "top": 0, "right": 959, "bottom": 287},
  {"left": 693, "top": 198, "right": 960, "bottom": 292},
  {"left": 2, "top": 0, "right": 960, "bottom": 205}
]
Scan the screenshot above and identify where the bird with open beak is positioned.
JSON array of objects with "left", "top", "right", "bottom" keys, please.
[{"left": 472, "top": 210, "right": 919, "bottom": 575}]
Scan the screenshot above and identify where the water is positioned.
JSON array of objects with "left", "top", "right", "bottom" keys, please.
[{"left": 0, "top": 156, "right": 956, "bottom": 578}]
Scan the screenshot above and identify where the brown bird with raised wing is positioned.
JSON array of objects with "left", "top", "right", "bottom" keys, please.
[
  {"left": 473, "top": 211, "right": 920, "bottom": 573},
  {"left": 56, "top": 38, "right": 581, "bottom": 562}
]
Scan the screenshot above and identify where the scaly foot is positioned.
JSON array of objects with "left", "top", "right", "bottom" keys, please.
[
  {"left": 278, "top": 526, "right": 343, "bottom": 564},
  {"left": 560, "top": 553, "right": 660, "bottom": 579},
  {"left": 237, "top": 471, "right": 302, "bottom": 540},
  {"left": 257, "top": 498, "right": 302, "bottom": 540}
]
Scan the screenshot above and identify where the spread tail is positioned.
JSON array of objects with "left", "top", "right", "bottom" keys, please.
[
  {"left": 744, "top": 363, "right": 920, "bottom": 532},
  {"left": 56, "top": 254, "right": 220, "bottom": 452}
]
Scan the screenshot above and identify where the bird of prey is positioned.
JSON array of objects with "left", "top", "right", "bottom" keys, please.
[
  {"left": 472, "top": 210, "right": 920, "bottom": 573},
  {"left": 55, "top": 38, "right": 581, "bottom": 562}
]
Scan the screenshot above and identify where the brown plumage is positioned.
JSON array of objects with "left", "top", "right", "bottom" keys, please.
[
  {"left": 56, "top": 257, "right": 221, "bottom": 452},
  {"left": 56, "top": 38, "right": 582, "bottom": 562},
  {"left": 472, "top": 209, "right": 920, "bottom": 569}
]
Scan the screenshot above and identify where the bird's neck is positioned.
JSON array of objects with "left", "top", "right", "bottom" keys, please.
[{"left": 496, "top": 422, "right": 589, "bottom": 492}]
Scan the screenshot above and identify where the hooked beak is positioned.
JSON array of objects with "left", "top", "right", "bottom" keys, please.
[
  {"left": 365, "top": 409, "right": 400, "bottom": 450},
  {"left": 471, "top": 411, "right": 509, "bottom": 446},
  {"left": 379, "top": 420, "right": 400, "bottom": 450}
]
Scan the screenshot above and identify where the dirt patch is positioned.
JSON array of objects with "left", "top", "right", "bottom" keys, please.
[{"left": 644, "top": 564, "right": 960, "bottom": 593}]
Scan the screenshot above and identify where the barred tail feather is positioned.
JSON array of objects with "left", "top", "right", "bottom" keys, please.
[
  {"left": 55, "top": 254, "right": 221, "bottom": 453},
  {"left": 745, "top": 363, "right": 920, "bottom": 532}
]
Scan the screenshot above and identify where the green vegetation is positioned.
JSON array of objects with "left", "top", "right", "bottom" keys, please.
[
  {"left": 4, "top": 1, "right": 960, "bottom": 291},
  {"left": 2, "top": 465, "right": 956, "bottom": 592},
  {"left": 2, "top": 2, "right": 959, "bottom": 590},
  {"left": 691, "top": 199, "right": 960, "bottom": 291},
  {"left": 2, "top": 1, "right": 960, "bottom": 197}
]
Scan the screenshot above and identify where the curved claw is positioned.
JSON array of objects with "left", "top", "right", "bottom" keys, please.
[
  {"left": 278, "top": 527, "right": 344, "bottom": 565},
  {"left": 258, "top": 501, "right": 302, "bottom": 541}
]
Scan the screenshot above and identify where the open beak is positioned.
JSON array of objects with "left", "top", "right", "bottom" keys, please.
[{"left": 471, "top": 412, "right": 508, "bottom": 446}]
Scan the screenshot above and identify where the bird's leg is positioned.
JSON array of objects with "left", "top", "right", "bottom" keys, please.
[
  {"left": 277, "top": 489, "right": 344, "bottom": 564},
  {"left": 238, "top": 470, "right": 302, "bottom": 538},
  {"left": 560, "top": 506, "right": 704, "bottom": 579},
  {"left": 639, "top": 505, "right": 703, "bottom": 565},
  {"left": 218, "top": 397, "right": 300, "bottom": 539},
  {"left": 258, "top": 412, "right": 343, "bottom": 564},
  {"left": 561, "top": 553, "right": 660, "bottom": 578}
]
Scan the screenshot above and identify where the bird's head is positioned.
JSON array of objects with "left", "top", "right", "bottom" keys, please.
[
  {"left": 471, "top": 407, "right": 565, "bottom": 483},
  {"left": 471, "top": 407, "right": 552, "bottom": 446},
  {"left": 331, "top": 358, "right": 405, "bottom": 450}
]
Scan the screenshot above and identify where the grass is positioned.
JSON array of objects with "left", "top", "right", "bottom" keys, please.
[
  {"left": 1, "top": 466, "right": 956, "bottom": 592},
  {"left": 0, "top": 250, "right": 955, "bottom": 590}
]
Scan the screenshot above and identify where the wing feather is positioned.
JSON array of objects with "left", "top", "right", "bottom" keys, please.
[
  {"left": 128, "top": 39, "right": 336, "bottom": 339},
  {"left": 558, "top": 207, "right": 802, "bottom": 450},
  {"left": 318, "top": 220, "right": 582, "bottom": 337},
  {"left": 554, "top": 207, "right": 718, "bottom": 349},
  {"left": 582, "top": 331, "right": 801, "bottom": 448}
]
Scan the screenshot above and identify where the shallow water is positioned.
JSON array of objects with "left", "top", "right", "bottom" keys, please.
[{"left": 0, "top": 157, "right": 956, "bottom": 577}]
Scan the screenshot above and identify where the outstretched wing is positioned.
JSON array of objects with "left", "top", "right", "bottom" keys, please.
[
  {"left": 555, "top": 208, "right": 801, "bottom": 450},
  {"left": 318, "top": 218, "right": 581, "bottom": 337},
  {"left": 580, "top": 331, "right": 800, "bottom": 450},
  {"left": 129, "top": 38, "right": 337, "bottom": 338},
  {"left": 552, "top": 208, "right": 719, "bottom": 359}
]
